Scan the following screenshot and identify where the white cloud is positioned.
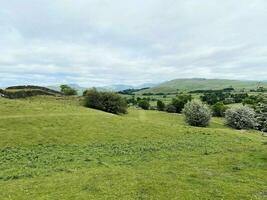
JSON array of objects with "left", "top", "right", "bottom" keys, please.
[{"left": 0, "top": 0, "right": 267, "bottom": 87}]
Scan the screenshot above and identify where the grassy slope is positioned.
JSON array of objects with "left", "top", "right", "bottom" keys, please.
[
  {"left": 0, "top": 96, "right": 266, "bottom": 200},
  {"left": 139, "top": 79, "right": 267, "bottom": 94}
]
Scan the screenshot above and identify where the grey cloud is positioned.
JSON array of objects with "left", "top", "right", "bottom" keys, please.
[{"left": 0, "top": 0, "right": 267, "bottom": 87}]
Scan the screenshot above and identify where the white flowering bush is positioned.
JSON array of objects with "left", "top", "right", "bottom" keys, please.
[
  {"left": 183, "top": 100, "right": 211, "bottom": 127},
  {"left": 255, "top": 103, "right": 267, "bottom": 132},
  {"left": 225, "top": 106, "right": 256, "bottom": 130}
]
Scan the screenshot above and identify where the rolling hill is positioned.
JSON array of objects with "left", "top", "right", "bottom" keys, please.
[
  {"left": 0, "top": 96, "right": 266, "bottom": 199},
  {"left": 138, "top": 78, "right": 267, "bottom": 94}
]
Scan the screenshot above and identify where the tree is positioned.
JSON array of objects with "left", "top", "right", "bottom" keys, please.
[
  {"left": 255, "top": 103, "right": 267, "bottom": 132},
  {"left": 165, "top": 104, "right": 176, "bottom": 113},
  {"left": 84, "top": 88, "right": 127, "bottom": 114},
  {"left": 171, "top": 94, "right": 192, "bottom": 113},
  {"left": 225, "top": 106, "right": 256, "bottom": 130},
  {"left": 212, "top": 102, "right": 228, "bottom": 117},
  {"left": 60, "top": 85, "right": 77, "bottom": 96},
  {"left": 183, "top": 100, "right": 211, "bottom": 127},
  {"left": 157, "top": 100, "right": 165, "bottom": 111},
  {"left": 138, "top": 99, "right": 150, "bottom": 110}
]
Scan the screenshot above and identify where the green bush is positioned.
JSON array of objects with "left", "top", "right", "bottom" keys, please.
[
  {"left": 157, "top": 100, "right": 165, "bottom": 111},
  {"left": 165, "top": 104, "right": 176, "bottom": 113},
  {"left": 84, "top": 89, "right": 127, "bottom": 114},
  {"left": 212, "top": 102, "right": 228, "bottom": 117},
  {"left": 255, "top": 103, "right": 267, "bottom": 132},
  {"left": 60, "top": 85, "right": 77, "bottom": 96},
  {"left": 171, "top": 94, "right": 192, "bottom": 113},
  {"left": 225, "top": 106, "right": 256, "bottom": 130},
  {"left": 183, "top": 100, "right": 211, "bottom": 127},
  {"left": 138, "top": 99, "right": 150, "bottom": 110}
]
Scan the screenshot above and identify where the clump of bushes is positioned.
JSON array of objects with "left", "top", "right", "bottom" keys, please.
[
  {"left": 183, "top": 100, "right": 211, "bottom": 127},
  {"left": 212, "top": 102, "right": 228, "bottom": 117},
  {"left": 84, "top": 89, "right": 127, "bottom": 114},
  {"left": 225, "top": 106, "right": 257, "bottom": 130},
  {"left": 255, "top": 103, "right": 267, "bottom": 132},
  {"left": 60, "top": 85, "right": 77, "bottom": 96},
  {"left": 157, "top": 100, "right": 165, "bottom": 111},
  {"left": 138, "top": 99, "right": 150, "bottom": 110},
  {"left": 165, "top": 104, "right": 176, "bottom": 113},
  {"left": 170, "top": 94, "right": 192, "bottom": 113}
]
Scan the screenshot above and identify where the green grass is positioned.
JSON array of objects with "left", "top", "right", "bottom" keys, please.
[
  {"left": 139, "top": 78, "right": 267, "bottom": 94},
  {"left": 0, "top": 96, "right": 266, "bottom": 199}
]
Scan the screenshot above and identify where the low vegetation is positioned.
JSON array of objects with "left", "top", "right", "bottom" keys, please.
[
  {"left": 255, "top": 103, "right": 267, "bottom": 132},
  {"left": 60, "top": 85, "right": 77, "bottom": 96},
  {"left": 84, "top": 88, "right": 127, "bottom": 114},
  {"left": 138, "top": 99, "right": 150, "bottom": 110},
  {"left": 212, "top": 102, "right": 228, "bottom": 117}
]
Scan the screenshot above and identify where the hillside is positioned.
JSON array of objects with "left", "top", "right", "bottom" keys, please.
[
  {"left": 138, "top": 78, "right": 267, "bottom": 94},
  {"left": 0, "top": 96, "right": 266, "bottom": 199},
  {"left": 1, "top": 85, "right": 63, "bottom": 99}
]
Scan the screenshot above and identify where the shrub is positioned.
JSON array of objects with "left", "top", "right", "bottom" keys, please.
[
  {"left": 60, "top": 85, "right": 77, "bottom": 96},
  {"left": 225, "top": 106, "right": 257, "bottom": 130},
  {"left": 84, "top": 89, "right": 127, "bottom": 114},
  {"left": 255, "top": 103, "right": 267, "bottom": 132},
  {"left": 171, "top": 94, "right": 192, "bottom": 113},
  {"left": 157, "top": 100, "right": 165, "bottom": 111},
  {"left": 165, "top": 104, "right": 176, "bottom": 113},
  {"left": 138, "top": 99, "right": 150, "bottom": 110},
  {"left": 183, "top": 100, "right": 211, "bottom": 127},
  {"left": 212, "top": 102, "right": 228, "bottom": 117}
]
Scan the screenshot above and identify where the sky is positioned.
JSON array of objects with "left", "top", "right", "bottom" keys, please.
[{"left": 0, "top": 0, "right": 267, "bottom": 87}]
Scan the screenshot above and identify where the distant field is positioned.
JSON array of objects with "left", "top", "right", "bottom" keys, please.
[
  {"left": 139, "top": 79, "right": 267, "bottom": 94},
  {"left": 0, "top": 96, "right": 266, "bottom": 199}
]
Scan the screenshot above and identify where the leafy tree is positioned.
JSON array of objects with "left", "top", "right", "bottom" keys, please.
[
  {"left": 171, "top": 94, "right": 192, "bottom": 113},
  {"left": 84, "top": 88, "right": 127, "bottom": 114},
  {"left": 212, "top": 102, "right": 228, "bottom": 117},
  {"left": 183, "top": 100, "right": 211, "bottom": 127},
  {"left": 225, "top": 106, "right": 256, "bottom": 130},
  {"left": 60, "top": 85, "right": 77, "bottom": 96},
  {"left": 157, "top": 100, "right": 165, "bottom": 111},
  {"left": 138, "top": 99, "right": 150, "bottom": 110},
  {"left": 165, "top": 104, "right": 176, "bottom": 113},
  {"left": 255, "top": 103, "right": 267, "bottom": 132}
]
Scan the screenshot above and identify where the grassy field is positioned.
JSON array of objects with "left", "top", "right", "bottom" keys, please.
[{"left": 0, "top": 96, "right": 266, "bottom": 199}]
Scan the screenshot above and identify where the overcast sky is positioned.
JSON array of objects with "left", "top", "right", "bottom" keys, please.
[{"left": 0, "top": 0, "right": 267, "bottom": 87}]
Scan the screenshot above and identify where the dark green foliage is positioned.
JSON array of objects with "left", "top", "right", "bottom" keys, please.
[
  {"left": 60, "top": 85, "right": 77, "bottom": 96},
  {"left": 138, "top": 99, "right": 150, "bottom": 110},
  {"left": 156, "top": 100, "right": 165, "bottom": 111},
  {"left": 255, "top": 103, "right": 267, "bottom": 132},
  {"left": 183, "top": 100, "right": 211, "bottom": 127},
  {"left": 126, "top": 95, "right": 137, "bottom": 105},
  {"left": 201, "top": 92, "right": 249, "bottom": 105},
  {"left": 189, "top": 88, "right": 234, "bottom": 94},
  {"left": 242, "top": 95, "right": 265, "bottom": 106},
  {"left": 212, "top": 102, "right": 228, "bottom": 117},
  {"left": 84, "top": 89, "right": 127, "bottom": 114},
  {"left": 118, "top": 88, "right": 149, "bottom": 95},
  {"left": 165, "top": 104, "right": 176, "bottom": 113},
  {"left": 171, "top": 94, "right": 192, "bottom": 113}
]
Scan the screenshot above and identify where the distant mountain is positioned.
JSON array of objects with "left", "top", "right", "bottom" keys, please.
[
  {"left": 103, "top": 83, "right": 159, "bottom": 92},
  {"left": 138, "top": 78, "right": 267, "bottom": 94}
]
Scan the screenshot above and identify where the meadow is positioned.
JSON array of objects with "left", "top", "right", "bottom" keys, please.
[{"left": 0, "top": 96, "right": 266, "bottom": 199}]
